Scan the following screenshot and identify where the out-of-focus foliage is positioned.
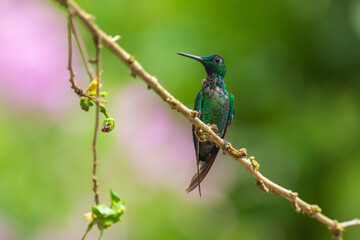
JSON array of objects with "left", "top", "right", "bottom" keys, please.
[
  {"left": 0, "top": 0, "right": 359, "bottom": 239},
  {"left": 82, "top": 189, "right": 125, "bottom": 240}
]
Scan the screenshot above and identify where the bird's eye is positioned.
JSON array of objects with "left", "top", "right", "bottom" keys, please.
[{"left": 214, "top": 57, "right": 222, "bottom": 64}]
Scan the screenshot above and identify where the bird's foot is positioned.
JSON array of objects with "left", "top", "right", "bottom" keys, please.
[
  {"left": 222, "top": 140, "right": 232, "bottom": 155},
  {"left": 222, "top": 141, "right": 248, "bottom": 158},
  {"left": 238, "top": 148, "right": 247, "bottom": 158},
  {"left": 192, "top": 110, "right": 200, "bottom": 118},
  {"left": 194, "top": 128, "right": 206, "bottom": 142},
  {"left": 206, "top": 123, "right": 218, "bottom": 133}
]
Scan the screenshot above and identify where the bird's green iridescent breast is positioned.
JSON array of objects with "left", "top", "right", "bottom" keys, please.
[{"left": 200, "top": 88, "right": 231, "bottom": 137}]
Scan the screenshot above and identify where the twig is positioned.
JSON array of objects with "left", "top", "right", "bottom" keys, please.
[
  {"left": 341, "top": 218, "right": 360, "bottom": 228},
  {"left": 67, "top": 13, "right": 83, "bottom": 97},
  {"left": 71, "top": 21, "right": 94, "bottom": 82},
  {"left": 57, "top": 0, "right": 359, "bottom": 239},
  {"left": 67, "top": 5, "right": 104, "bottom": 206},
  {"left": 69, "top": 16, "right": 95, "bottom": 81},
  {"left": 111, "top": 35, "right": 121, "bottom": 42},
  {"left": 91, "top": 35, "right": 102, "bottom": 205},
  {"left": 66, "top": 13, "right": 102, "bottom": 102}
]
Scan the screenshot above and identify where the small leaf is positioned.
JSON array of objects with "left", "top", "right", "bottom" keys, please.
[
  {"left": 80, "top": 97, "right": 93, "bottom": 112},
  {"left": 110, "top": 188, "right": 121, "bottom": 203},
  {"left": 91, "top": 204, "right": 113, "bottom": 219},
  {"left": 99, "top": 104, "right": 110, "bottom": 118},
  {"left": 82, "top": 188, "right": 125, "bottom": 239},
  {"left": 90, "top": 189, "right": 126, "bottom": 231},
  {"left": 81, "top": 221, "right": 95, "bottom": 240},
  {"left": 100, "top": 92, "right": 109, "bottom": 97},
  {"left": 101, "top": 118, "right": 115, "bottom": 133},
  {"left": 110, "top": 188, "right": 126, "bottom": 215},
  {"left": 86, "top": 70, "right": 104, "bottom": 96}
]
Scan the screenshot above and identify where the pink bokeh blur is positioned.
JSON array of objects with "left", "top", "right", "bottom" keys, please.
[
  {"left": 0, "top": 0, "right": 82, "bottom": 119},
  {"left": 115, "top": 83, "right": 194, "bottom": 188}
]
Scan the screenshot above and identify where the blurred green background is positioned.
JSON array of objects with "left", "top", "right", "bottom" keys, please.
[{"left": 0, "top": 0, "right": 360, "bottom": 239}]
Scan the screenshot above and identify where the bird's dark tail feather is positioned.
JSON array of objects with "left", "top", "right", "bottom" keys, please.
[
  {"left": 195, "top": 159, "right": 202, "bottom": 197},
  {"left": 186, "top": 148, "right": 219, "bottom": 194},
  {"left": 196, "top": 140, "right": 202, "bottom": 197}
]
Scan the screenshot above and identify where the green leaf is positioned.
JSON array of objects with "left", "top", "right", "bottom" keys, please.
[
  {"left": 99, "top": 104, "right": 110, "bottom": 118},
  {"left": 81, "top": 221, "right": 95, "bottom": 240},
  {"left": 91, "top": 204, "right": 114, "bottom": 218},
  {"left": 101, "top": 118, "right": 115, "bottom": 133},
  {"left": 85, "top": 188, "right": 126, "bottom": 233},
  {"left": 110, "top": 188, "right": 121, "bottom": 204},
  {"left": 100, "top": 92, "right": 109, "bottom": 97},
  {"left": 79, "top": 97, "right": 93, "bottom": 112}
]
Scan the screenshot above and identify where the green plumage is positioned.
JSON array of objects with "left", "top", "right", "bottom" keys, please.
[{"left": 178, "top": 52, "right": 235, "bottom": 195}]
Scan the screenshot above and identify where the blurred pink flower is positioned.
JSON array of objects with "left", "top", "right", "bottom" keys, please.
[
  {"left": 0, "top": 219, "right": 18, "bottom": 240},
  {"left": 0, "top": 0, "right": 82, "bottom": 118},
  {"left": 115, "top": 83, "right": 194, "bottom": 188},
  {"left": 115, "top": 82, "right": 233, "bottom": 196}
]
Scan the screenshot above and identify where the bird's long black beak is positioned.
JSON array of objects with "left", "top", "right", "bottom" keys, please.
[{"left": 177, "top": 52, "right": 204, "bottom": 64}]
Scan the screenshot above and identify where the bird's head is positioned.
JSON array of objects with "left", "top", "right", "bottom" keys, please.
[{"left": 178, "top": 52, "right": 226, "bottom": 78}]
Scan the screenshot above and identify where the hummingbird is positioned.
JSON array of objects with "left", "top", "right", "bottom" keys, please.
[{"left": 178, "top": 52, "right": 235, "bottom": 196}]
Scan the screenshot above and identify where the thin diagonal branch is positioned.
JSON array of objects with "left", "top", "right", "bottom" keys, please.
[{"left": 57, "top": 1, "right": 359, "bottom": 239}]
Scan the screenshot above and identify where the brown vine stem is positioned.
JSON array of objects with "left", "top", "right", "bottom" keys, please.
[
  {"left": 67, "top": 13, "right": 98, "bottom": 101},
  {"left": 67, "top": 13, "right": 82, "bottom": 97},
  {"left": 57, "top": 0, "right": 359, "bottom": 239},
  {"left": 90, "top": 35, "right": 101, "bottom": 205},
  {"left": 66, "top": 21, "right": 103, "bottom": 103},
  {"left": 69, "top": 17, "right": 94, "bottom": 81},
  {"left": 68, "top": 4, "right": 102, "bottom": 205}
]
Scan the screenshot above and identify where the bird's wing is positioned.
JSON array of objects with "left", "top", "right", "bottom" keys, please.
[
  {"left": 192, "top": 91, "right": 203, "bottom": 149},
  {"left": 224, "top": 93, "right": 235, "bottom": 136},
  {"left": 187, "top": 92, "right": 235, "bottom": 194},
  {"left": 191, "top": 91, "right": 203, "bottom": 196},
  {"left": 192, "top": 91, "right": 203, "bottom": 157}
]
